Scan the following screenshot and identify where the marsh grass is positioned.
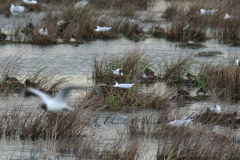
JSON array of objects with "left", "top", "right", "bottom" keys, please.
[
  {"left": 0, "top": 52, "right": 67, "bottom": 95},
  {"left": 1, "top": 100, "right": 100, "bottom": 140},
  {"left": 198, "top": 61, "right": 240, "bottom": 100},
  {"left": 194, "top": 110, "right": 240, "bottom": 127},
  {"left": 0, "top": 0, "right": 15, "bottom": 16},
  {"left": 85, "top": 84, "right": 173, "bottom": 110},
  {"left": 123, "top": 109, "right": 240, "bottom": 159},
  {"left": 161, "top": 54, "right": 194, "bottom": 84},
  {"left": 89, "top": 0, "right": 150, "bottom": 10},
  {"left": 92, "top": 48, "right": 151, "bottom": 82},
  {"left": 20, "top": 3, "right": 43, "bottom": 11}
]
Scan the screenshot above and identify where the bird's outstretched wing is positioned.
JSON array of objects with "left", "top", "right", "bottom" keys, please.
[
  {"left": 25, "top": 87, "right": 51, "bottom": 102},
  {"left": 55, "top": 86, "right": 86, "bottom": 102}
]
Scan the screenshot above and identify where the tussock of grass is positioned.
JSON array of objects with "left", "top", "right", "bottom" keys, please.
[
  {"left": 195, "top": 111, "right": 240, "bottom": 126},
  {"left": 84, "top": 85, "right": 173, "bottom": 110},
  {"left": 0, "top": 52, "right": 67, "bottom": 95},
  {"left": 20, "top": 3, "right": 43, "bottom": 11},
  {"left": 92, "top": 48, "right": 151, "bottom": 82},
  {"left": 161, "top": 54, "right": 194, "bottom": 84},
  {"left": 1, "top": 104, "right": 98, "bottom": 140},
  {"left": 199, "top": 61, "right": 240, "bottom": 100}
]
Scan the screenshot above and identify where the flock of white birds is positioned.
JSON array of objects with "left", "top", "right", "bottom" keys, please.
[{"left": 10, "top": 0, "right": 111, "bottom": 36}]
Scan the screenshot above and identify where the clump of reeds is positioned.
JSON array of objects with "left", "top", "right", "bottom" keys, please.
[
  {"left": 198, "top": 60, "right": 240, "bottom": 100},
  {"left": 30, "top": 29, "right": 58, "bottom": 45},
  {"left": 0, "top": 0, "right": 15, "bottom": 16},
  {"left": 0, "top": 52, "right": 67, "bottom": 95},
  {"left": 84, "top": 84, "right": 173, "bottom": 110},
  {"left": 74, "top": 135, "right": 143, "bottom": 159},
  {"left": 166, "top": 20, "right": 206, "bottom": 42},
  {"left": 1, "top": 102, "right": 99, "bottom": 140},
  {"left": 92, "top": 48, "right": 152, "bottom": 82},
  {"left": 89, "top": 0, "right": 150, "bottom": 10},
  {"left": 161, "top": 54, "right": 194, "bottom": 84},
  {"left": 20, "top": 2, "right": 43, "bottom": 11},
  {"left": 194, "top": 109, "right": 240, "bottom": 127},
  {"left": 161, "top": 4, "right": 177, "bottom": 19}
]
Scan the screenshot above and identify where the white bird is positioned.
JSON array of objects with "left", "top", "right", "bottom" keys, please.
[
  {"left": 129, "top": 19, "right": 139, "bottom": 23},
  {"left": 200, "top": 9, "right": 218, "bottom": 15},
  {"left": 10, "top": 4, "right": 27, "bottom": 15},
  {"left": 94, "top": 26, "right": 111, "bottom": 32},
  {"left": 168, "top": 2, "right": 171, "bottom": 8},
  {"left": 235, "top": 58, "right": 239, "bottom": 66},
  {"left": 75, "top": 0, "right": 88, "bottom": 8},
  {"left": 111, "top": 69, "right": 123, "bottom": 76},
  {"left": 114, "top": 81, "right": 134, "bottom": 89},
  {"left": 39, "top": 28, "right": 48, "bottom": 36},
  {"left": 22, "top": 0, "right": 37, "bottom": 4},
  {"left": 57, "top": 20, "right": 65, "bottom": 26},
  {"left": 169, "top": 112, "right": 194, "bottom": 127},
  {"left": 208, "top": 104, "right": 222, "bottom": 114},
  {"left": 183, "top": 24, "right": 189, "bottom": 31},
  {"left": 224, "top": 13, "right": 231, "bottom": 19},
  {"left": 24, "top": 86, "right": 85, "bottom": 112}
]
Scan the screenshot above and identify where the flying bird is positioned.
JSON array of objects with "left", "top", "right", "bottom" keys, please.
[{"left": 24, "top": 86, "right": 85, "bottom": 112}]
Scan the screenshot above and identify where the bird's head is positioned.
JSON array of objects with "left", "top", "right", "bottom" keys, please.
[{"left": 40, "top": 104, "right": 47, "bottom": 111}]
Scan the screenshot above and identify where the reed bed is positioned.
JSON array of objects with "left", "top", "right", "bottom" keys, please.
[
  {"left": 1, "top": 98, "right": 100, "bottom": 140},
  {"left": 88, "top": 0, "right": 150, "bottom": 10},
  {"left": 161, "top": 54, "right": 194, "bottom": 84},
  {"left": 84, "top": 85, "right": 173, "bottom": 110},
  {"left": 198, "top": 60, "right": 240, "bottom": 100},
  {"left": 92, "top": 48, "right": 152, "bottom": 82},
  {"left": 125, "top": 109, "right": 240, "bottom": 159},
  {"left": 0, "top": 52, "right": 67, "bottom": 95}
]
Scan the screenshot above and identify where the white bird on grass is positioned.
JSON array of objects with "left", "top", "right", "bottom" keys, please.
[
  {"left": 23, "top": 0, "right": 37, "bottom": 4},
  {"left": 24, "top": 86, "right": 85, "bottom": 112},
  {"left": 183, "top": 24, "right": 189, "bottom": 31},
  {"left": 94, "top": 26, "right": 111, "bottom": 32},
  {"left": 114, "top": 81, "right": 135, "bottom": 89},
  {"left": 111, "top": 69, "right": 123, "bottom": 76},
  {"left": 224, "top": 13, "right": 231, "bottom": 19},
  {"left": 200, "top": 9, "right": 218, "bottom": 15},
  {"left": 169, "top": 112, "right": 195, "bottom": 127},
  {"left": 208, "top": 104, "right": 222, "bottom": 114},
  {"left": 75, "top": 0, "right": 88, "bottom": 8},
  {"left": 10, "top": 4, "right": 27, "bottom": 15},
  {"left": 57, "top": 20, "right": 65, "bottom": 26},
  {"left": 39, "top": 28, "right": 48, "bottom": 36},
  {"left": 168, "top": 2, "right": 171, "bottom": 8},
  {"left": 235, "top": 58, "right": 239, "bottom": 66}
]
